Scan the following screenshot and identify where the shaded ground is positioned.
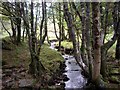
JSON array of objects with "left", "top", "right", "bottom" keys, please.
[{"left": 2, "top": 38, "right": 65, "bottom": 89}]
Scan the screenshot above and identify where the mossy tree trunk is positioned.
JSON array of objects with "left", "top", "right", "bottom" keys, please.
[
  {"left": 85, "top": 2, "right": 93, "bottom": 80},
  {"left": 28, "top": 1, "right": 45, "bottom": 77}
]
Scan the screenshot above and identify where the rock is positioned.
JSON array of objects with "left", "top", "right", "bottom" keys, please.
[
  {"left": 71, "top": 69, "right": 79, "bottom": 71},
  {"left": 68, "top": 61, "right": 71, "bottom": 64},
  {"left": 20, "top": 72, "right": 26, "bottom": 77},
  {"left": 65, "top": 58, "right": 68, "bottom": 60},
  {"left": 19, "top": 79, "right": 34, "bottom": 87},
  {"left": 63, "top": 75, "right": 69, "bottom": 81},
  {"left": 6, "top": 81, "right": 14, "bottom": 88},
  {"left": 3, "top": 70, "right": 13, "bottom": 77}
]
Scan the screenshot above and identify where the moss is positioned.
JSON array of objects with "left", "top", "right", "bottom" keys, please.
[
  {"left": 110, "top": 76, "right": 119, "bottom": 83},
  {"left": 56, "top": 40, "right": 73, "bottom": 49},
  {"left": 2, "top": 38, "right": 64, "bottom": 82},
  {"left": 40, "top": 44, "right": 64, "bottom": 74}
]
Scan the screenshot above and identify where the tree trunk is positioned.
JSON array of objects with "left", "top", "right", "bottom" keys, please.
[
  {"left": 42, "top": 2, "right": 47, "bottom": 44},
  {"left": 29, "top": 1, "right": 45, "bottom": 77},
  {"left": 61, "top": 18, "right": 66, "bottom": 40},
  {"left": 15, "top": 2, "right": 21, "bottom": 44},
  {"left": 91, "top": 2, "right": 101, "bottom": 85},
  {"left": 52, "top": 3, "right": 59, "bottom": 40},
  {"left": 85, "top": 2, "right": 93, "bottom": 80},
  {"left": 39, "top": 2, "right": 45, "bottom": 47},
  {"left": 101, "top": 2, "right": 120, "bottom": 77},
  {"left": 80, "top": 2, "right": 88, "bottom": 66},
  {"left": 58, "top": 3, "right": 62, "bottom": 51},
  {"left": 10, "top": 19, "right": 16, "bottom": 42},
  {"left": 116, "top": 35, "right": 120, "bottom": 59},
  {"left": 16, "top": 19, "right": 21, "bottom": 44}
]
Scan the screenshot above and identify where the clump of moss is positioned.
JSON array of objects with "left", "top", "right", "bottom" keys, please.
[{"left": 40, "top": 44, "right": 64, "bottom": 74}]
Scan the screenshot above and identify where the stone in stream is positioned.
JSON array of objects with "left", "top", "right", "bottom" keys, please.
[
  {"left": 65, "top": 58, "right": 68, "bottom": 60},
  {"left": 68, "top": 61, "right": 71, "bottom": 64},
  {"left": 62, "top": 75, "right": 69, "bottom": 81},
  {"left": 71, "top": 69, "right": 79, "bottom": 71}
]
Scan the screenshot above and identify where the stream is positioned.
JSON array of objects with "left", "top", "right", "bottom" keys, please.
[
  {"left": 63, "top": 55, "right": 87, "bottom": 89},
  {"left": 50, "top": 41, "right": 87, "bottom": 89}
]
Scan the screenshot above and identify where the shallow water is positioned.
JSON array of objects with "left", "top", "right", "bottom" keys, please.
[
  {"left": 50, "top": 42, "right": 87, "bottom": 89},
  {"left": 62, "top": 55, "right": 87, "bottom": 89}
]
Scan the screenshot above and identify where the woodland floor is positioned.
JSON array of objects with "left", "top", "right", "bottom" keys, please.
[{"left": 2, "top": 38, "right": 66, "bottom": 89}]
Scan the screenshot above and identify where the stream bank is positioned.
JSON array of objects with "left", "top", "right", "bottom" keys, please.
[{"left": 2, "top": 39, "right": 65, "bottom": 89}]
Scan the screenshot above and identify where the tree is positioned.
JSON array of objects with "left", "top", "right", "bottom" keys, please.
[
  {"left": 91, "top": 2, "right": 102, "bottom": 86},
  {"left": 15, "top": 2, "right": 21, "bottom": 44},
  {"left": 101, "top": 2, "right": 120, "bottom": 77},
  {"left": 85, "top": 2, "right": 93, "bottom": 81},
  {"left": 80, "top": 2, "right": 88, "bottom": 66},
  {"left": 115, "top": 2, "right": 120, "bottom": 60},
  {"left": 28, "top": 1, "right": 45, "bottom": 77}
]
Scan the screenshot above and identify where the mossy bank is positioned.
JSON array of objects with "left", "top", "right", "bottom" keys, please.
[{"left": 2, "top": 38, "right": 65, "bottom": 89}]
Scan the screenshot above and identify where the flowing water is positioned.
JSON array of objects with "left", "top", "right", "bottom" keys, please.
[
  {"left": 63, "top": 55, "right": 87, "bottom": 89},
  {"left": 50, "top": 42, "right": 87, "bottom": 89}
]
